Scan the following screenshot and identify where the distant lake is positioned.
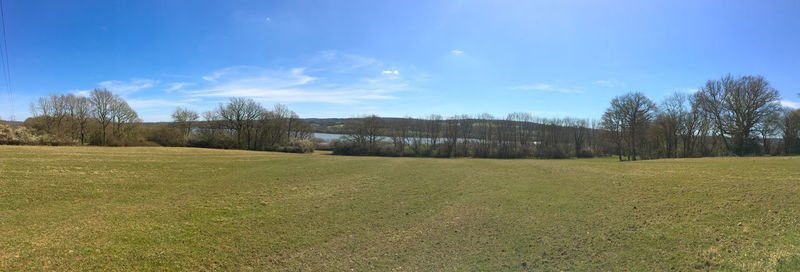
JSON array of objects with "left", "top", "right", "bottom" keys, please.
[
  {"left": 313, "top": 133, "right": 348, "bottom": 141},
  {"left": 313, "top": 133, "right": 391, "bottom": 142},
  {"left": 313, "top": 133, "right": 466, "bottom": 144}
]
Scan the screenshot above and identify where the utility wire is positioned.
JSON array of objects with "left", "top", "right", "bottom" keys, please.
[{"left": 0, "top": 0, "right": 12, "bottom": 121}]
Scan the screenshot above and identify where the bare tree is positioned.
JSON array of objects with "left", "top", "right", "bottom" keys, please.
[
  {"left": 345, "top": 115, "right": 384, "bottom": 154},
  {"left": 111, "top": 100, "right": 139, "bottom": 139},
  {"left": 695, "top": 75, "right": 781, "bottom": 155},
  {"left": 619, "top": 92, "right": 656, "bottom": 160},
  {"left": 72, "top": 95, "right": 91, "bottom": 144},
  {"left": 679, "top": 94, "right": 705, "bottom": 157},
  {"left": 474, "top": 113, "right": 494, "bottom": 158},
  {"left": 268, "top": 104, "right": 292, "bottom": 147},
  {"left": 655, "top": 93, "right": 685, "bottom": 158},
  {"left": 757, "top": 110, "right": 781, "bottom": 154},
  {"left": 457, "top": 115, "right": 473, "bottom": 157},
  {"left": 442, "top": 116, "right": 461, "bottom": 157},
  {"left": 426, "top": 114, "right": 443, "bottom": 152},
  {"left": 199, "top": 110, "right": 225, "bottom": 148},
  {"left": 171, "top": 107, "right": 199, "bottom": 144},
  {"left": 218, "top": 98, "right": 261, "bottom": 149},
  {"left": 602, "top": 93, "right": 656, "bottom": 161},
  {"left": 782, "top": 107, "right": 800, "bottom": 154},
  {"left": 602, "top": 108, "right": 625, "bottom": 161},
  {"left": 89, "top": 89, "right": 116, "bottom": 145},
  {"left": 390, "top": 117, "right": 412, "bottom": 155},
  {"left": 566, "top": 117, "right": 588, "bottom": 157}
]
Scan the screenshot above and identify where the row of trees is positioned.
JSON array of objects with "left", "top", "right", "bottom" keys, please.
[
  {"left": 335, "top": 114, "right": 608, "bottom": 158},
  {"left": 5, "top": 74, "right": 799, "bottom": 159},
  {"left": 25, "top": 89, "right": 141, "bottom": 145},
  {"left": 10, "top": 90, "right": 314, "bottom": 153},
  {"left": 602, "top": 75, "right": 796, "bottom": 160},
  {"left": 336, "top": 75, "right": 800, "bottom": 159},
  {"left": 149, "top": 98, "right": 314, "bottom": 153}
]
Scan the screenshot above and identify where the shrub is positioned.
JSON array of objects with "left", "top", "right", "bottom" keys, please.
[
  {"left": 282, "top": 139, "right": 315, "bottom": 153},
  {"left": 311, "top": 138, "right": 333, "bottom": 151},
  {"left": 37, "top": 134, "right": 77, "bottom": 146},
  {"left": 332, "top": 140, "right": 396, "bottom": 156},
  {"left": 332, "top": 139, "right": 360, "bottom": 155},
  {"left": 535, "top": 145, "right": 569, "bottom": 159},
  {"left": 576, "top": 149, "right": 595, "bottom": 158},
  {"left": 146, "top": 124, "right": 185, "bottom": 147},
  {"left": 0, "top": 122, "right": 11, "bottom": 144},
  {"left": 7, "top": 126, "right": 41, "bottom": 145}
]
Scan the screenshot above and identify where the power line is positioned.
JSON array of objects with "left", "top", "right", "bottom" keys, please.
[{"left": 0, "top": 0, "right": 12, "bottom": 121}]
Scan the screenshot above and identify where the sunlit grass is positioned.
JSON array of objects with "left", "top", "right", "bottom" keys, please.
[{"left": 1, "top": 146, "right": 799, "bottom": 270}]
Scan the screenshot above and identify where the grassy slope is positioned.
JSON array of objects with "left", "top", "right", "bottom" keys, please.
[{"left": 1, "top": 146, "right": 799, "bottom": 271}]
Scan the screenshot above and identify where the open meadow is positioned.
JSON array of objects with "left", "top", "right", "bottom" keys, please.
[{"left": 1, "top": 145, "right": 800, "bottom": 271}]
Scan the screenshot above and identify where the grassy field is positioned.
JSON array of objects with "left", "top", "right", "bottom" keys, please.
[{"left": 1, "top": 146, "right": 799, "bottom": 271}]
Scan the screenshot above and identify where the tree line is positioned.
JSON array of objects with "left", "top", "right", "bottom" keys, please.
[
  {"left": 2, "top": 74, "right": 799, "bottom": 160},
  {"left": 1, "top": 89, "right": 314, "bottom": 153},
  {"left": 151, "top": 97, "right": 315, "bottom": 153},
  {"left": 333, "top": 114, "right": 606, "bottom": 158},
  {"left": 22, "top": 89, "right": 140, "bottom": 145},
  {"left": 335, "top": 75, "right": 800, "bottom": 159},
  {"left": 601, "top": 75, "right": 797, "bottom": 160}
]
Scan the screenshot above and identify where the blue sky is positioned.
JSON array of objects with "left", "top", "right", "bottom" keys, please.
[{"left": 1, "top": 0, "right": 799, "bottom": 122}]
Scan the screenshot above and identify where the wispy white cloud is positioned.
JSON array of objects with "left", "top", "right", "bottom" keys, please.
[
  {"left": 593, "top": 80, "right": 612, "bottom": 87},
  {"left": 782, "top": 100, "right": 800, "bottom": 109},
  {"left": 67, "top": 89, "right": 92, "bottom": 97},
  {"left": 202, "top": 68, "right": 232, "bottom": 82},
  {"left": 73, "top": 51, "right": 420, "bottom": 121},
  {"left": 165, "top": 82, "right": 194, "bottom": 93},
  {"left": 265, "top": 17, "right": 271, "bottom": 23},
  {"left": 98, "top": 79, "right": 158, "bottom": 95},
  {"left": 451, "top": 50, "right": 464, "bottom": 55},
  {"left": 187, "top": 62, "right": 410, "bottom": 104},
  {"left": 513, "top": 84, "right": 583, "bottom": 94}
]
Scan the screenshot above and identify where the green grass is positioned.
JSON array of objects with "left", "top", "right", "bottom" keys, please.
[{"left": 1, "top": 146, "right": 799, "bottom": 271}]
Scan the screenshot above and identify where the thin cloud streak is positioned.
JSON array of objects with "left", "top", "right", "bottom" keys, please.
[
  {"left": 67, "top": 89, "right": 92, "bottom": 97},
  {"left": 513, "top": 83, "right": 583, "bottom": 94},
  {"left": 593, "top": 80, "right": 612, "bottom": 87},
  {"left": 98, "top": 79, "right": 158, "bottom": 95},
  {"left": 165, "top": 82, "right": 194, "bottom": 92}
]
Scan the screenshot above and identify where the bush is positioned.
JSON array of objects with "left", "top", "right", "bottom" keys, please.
[
  {"left": 146, "top": 124, "right": 186, "bottom": 147},
  {"left": 0, "top": 125, "right": 41, "bottom": 145},
  {"left": 332, "top": 139, "right": 360, "bottom": 155},
  {"left": 311, "top": 138, "right": 333, "bottom": 151},
  {"left": 37, "top": 134, "right": 77, "bottom": 146},
  {"left": 332, "top": 140, "right": 396, "bottom": 156},
  {"left": 535, "top": 145, "right": 569, "bottom": 159},
  {"left": 576, "top": 149, "right": 595, "bottom": 158},
  {"left": 282, "top": 139, "right": 315, "bottom": 153},
  {"left": 0, "top": 122, "right": 12, "bottom": 144}
]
